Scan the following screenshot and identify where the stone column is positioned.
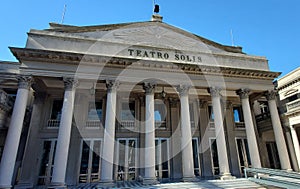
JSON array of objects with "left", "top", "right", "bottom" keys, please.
[
  {"left": 176, "top": 85, "right": 195, "bottom": 181},
  {"left": 266, "top": 90, "right": 292, "bottom": 170},
  {"left": 169, "top": 98, "right": 182, "bottom": 180},
  {"left": 16, "top": 92, "right": 47, "bottom": 188},
  {"left": 198, "top": 100, "right": 214, "bottom": 177},
  {"left": 236, "top": 89, "right": 261, "bottom": 168},
  {"left": 142, "top": 82, "right": 157, "bottom": 184},
  {"left": 100, "top": 80, "right": 118, "bottom": 183},
  {"left": 290, "top": 125, "right": 300, "bottom": 170},
  {"left": 208, "top": 87, "right": 232, "bottom": 178},
  {"left": 0, "top": 76, "right": 32, "bottom": 189},
  {"left": 50, "top": 78, "right": 78, "bottom": 188}
]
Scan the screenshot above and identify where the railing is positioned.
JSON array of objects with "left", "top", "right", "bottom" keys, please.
[
  {"left": 244, "top": 167, "right": 300, "bottom": 189},
  {"left": 47, "top": 119, "right": 60, "bottom": 128},
  {"left": 287, "top": 98, "right": 300, "bottom": 112},
  {"left": 235, "top": 122, "right": 245, "bottom": 128},
  {"left": 86, "top": 120, "right": 102, "bottom": 128},
  {"left": 155, "top": 121, "right": 166, "bottom": 129},
  {"left": 118, "top": 120, "right": 135, "bottom": 130},
  {"left": 255, "top": 112, "right": 271, "bottom": 122}
]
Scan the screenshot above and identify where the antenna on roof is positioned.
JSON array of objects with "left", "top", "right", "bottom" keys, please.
[
  {"left": 230, "top": 29, "right": 235, "bottom": 46},
  {"left": 153, "top": 0, "right": 159, "bottom": 14},
  {"left": 61, "top": 4, "right": 67, "bottom": 24}
]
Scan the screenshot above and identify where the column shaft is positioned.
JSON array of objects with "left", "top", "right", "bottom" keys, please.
[
  {"left": 100, "top": 81, "right": 118, "bottom": 182},
  {"left": 0, "top": 77, "right": 31, "bottom": 188},
  {"left": 267, "top": 91, "right": 291, "bottom": 170},
  {"left": 51, "top": 78, "right": 77, "bottom": 187},
  {"left": 177, "top": 86, "right": 195, "bottom": 180},
  {"left": 143, "top": 82, "right": 157, "bottom": 184},
  {"left": 237, "top": 89, "right": 261, "bottom": 168},
  {"left": 290, "top": 126, "right": 300, "bottom": 170},
  {"left": 209, "top": 87, "right": 231, "bottom": 177}
]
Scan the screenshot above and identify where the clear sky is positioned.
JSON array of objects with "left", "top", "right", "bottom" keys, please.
[{"left": 1, "top": 0, "right": 299, "bottom": 77}]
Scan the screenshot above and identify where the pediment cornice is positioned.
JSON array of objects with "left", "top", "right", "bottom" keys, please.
[{"left": 10, "top": 47, "right": 280, "bottom": 80}]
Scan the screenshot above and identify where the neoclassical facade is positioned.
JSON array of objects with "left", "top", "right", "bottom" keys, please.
[
  {"left": 0, "top": 15, "right": 294, "bottom": 188},
  {"left": 276, "top": 67, "right": 300, "bottom": 171}
]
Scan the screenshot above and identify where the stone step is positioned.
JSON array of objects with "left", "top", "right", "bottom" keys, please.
[{"left": 68, "top": 178, "right": 267, "bottom": 189}]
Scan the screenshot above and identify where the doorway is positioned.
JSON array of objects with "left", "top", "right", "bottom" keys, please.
[
  {"left": 115, "top": 138, "right": 137, "bottom": 181},
  {"left": 78, "top": 139, "right": 102, "bottom": 183}
]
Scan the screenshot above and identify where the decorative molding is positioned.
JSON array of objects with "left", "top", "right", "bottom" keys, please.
[
  {"left": 10, "top": 48, "right": 281, "bottom": 80},
  {"left": 236, "top": 88, "right": 250, "bottom": 99},
  {"left": 106, "top": 80, "right": 119, "bottom": 93},
  {"left": 143, "top": 82, "right": 156, "bottom": 95},
  {"left": 63, "top": 77, "right": 78, "bottom": 91},
  {"left": 17, "top": 75, "right": 33, "bottom": 90},
  {"left": 265, "top": 90, "right": 277, "bottom": 101},
  {"left": 208, "top": 87, "right": 222, "bottom": 97}
]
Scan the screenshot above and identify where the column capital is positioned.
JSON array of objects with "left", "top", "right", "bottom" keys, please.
[
  {"left": 198, "top": 99, "right": 207, "bottom": 109},
  {"left": 265, "top": 90, "right": 277, "bottom": 101},
  {"left": 143, "top": 82, "right": 156, "bottom": 95},
  {"left": 176, "top": 85, "right": 190, "bottom": 97},
  {"left": 63, "top": 77, "right": 78, "bottom": 91},
  {"left": 169, "top": 97, "right": 179, "bottom": 108},
  {"left": 17, "top": 75, "right": 33, "bottom": 90},
  {"left": 208, "top": 87, "right": 222, "bottom": 97},
  {"left": 106, "top": 80, "right": 119, "bottom": 93},
  {"left": 236, "top": 88, "right": 250, "bottom": 99}
]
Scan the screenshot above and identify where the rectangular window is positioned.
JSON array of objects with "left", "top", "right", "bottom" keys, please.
[
  {"left": 208, "top": 105, "right": 214, "bottom": 121},
  {"left": 48, "top": 100, "right": 63, "bottom": 128},
  {"left": 210, "top": 138, "right": 219, "bottom": 175},
  {"left": 38, "top": 140, "right": 57, "bottom": 185},
  {"left": 50, "top": 100, "right": 63, "bottom": 120},
  {"left": 233, "top": 106, "right": 244, "bottom": 123},
  {"left": 155, "top": 101, "right": 167, "bottom": 129},
  {"left": 189, "top": 103, "right": 195, "bottom": 128},
  {"left": 192, "top": 138, "right": 200, "bottom": 176},
  {"left": 236, "top": 138, "right": 251, "bottom": 174},
  {"left": 87, "top": 101, "right": 103, "bottom": 121},
  {"left": 121, "top": 101, "right": 135, "bottom": 121}
]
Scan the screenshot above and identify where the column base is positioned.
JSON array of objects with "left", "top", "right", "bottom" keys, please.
[
  {"left": 142, "top": 177, "right": 159, "bottom": 185},
  {"left": 218, "top": 173, "right": 236, "bottom": 180},
  {"left": 97, "top": 179, "right": 114, "bottom": 187},
  {"left": 0, "top": 184, "right": 12, "bottom": 189},
  {"left": 14, "top": 182, "right": 33, "bottom": 189},
  {"left": 48, "top": 182, "right": 67, "bottom": 189},
  {"left": 181, "top": 176, "right": 198, "bottom": 182}
]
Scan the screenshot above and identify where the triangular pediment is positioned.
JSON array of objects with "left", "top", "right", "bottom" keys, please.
[{"left": 33, "top": 21, "right": 243, "bottom": 55}]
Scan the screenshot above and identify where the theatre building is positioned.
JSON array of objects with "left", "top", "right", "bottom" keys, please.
[{"left": 0, "top": 15, "right": 294, "bottom": 188}]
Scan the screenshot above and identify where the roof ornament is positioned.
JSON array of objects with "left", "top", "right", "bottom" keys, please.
[
  {"left": 154, "top": 4, "right": 160, "bottom": 14},
  {"left": 152, "top": 0, "right": 163, "bottom": 22}
]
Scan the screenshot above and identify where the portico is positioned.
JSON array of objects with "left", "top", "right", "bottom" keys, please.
[{"left": 0, "top": 18, "right": 293, "bottom": 189}]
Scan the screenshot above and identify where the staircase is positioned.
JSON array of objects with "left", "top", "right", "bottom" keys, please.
[
  {"left": 245, "top": 167, "right": 300, "bottom": 189},
  {"left": 68, "top": 178, "right": 267, "bottom": 189}
]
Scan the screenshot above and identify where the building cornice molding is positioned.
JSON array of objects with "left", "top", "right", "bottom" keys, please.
[
  {"left": 10, "top": 47, "right": 281, "bottom": 80},
  {"left": 277, "top": 77, "right": 300, "bottom": 91}
]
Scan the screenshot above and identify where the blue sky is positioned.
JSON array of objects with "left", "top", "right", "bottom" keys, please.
[{"left": 1, "top": 0, "right": 299, "bottom": 77}]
